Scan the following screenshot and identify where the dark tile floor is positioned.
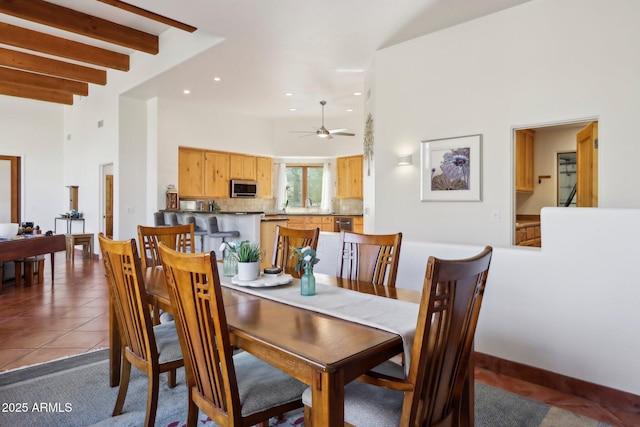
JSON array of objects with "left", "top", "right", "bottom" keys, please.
[{"left": 1, "top": 252, "right": 639, "bottom": 427}]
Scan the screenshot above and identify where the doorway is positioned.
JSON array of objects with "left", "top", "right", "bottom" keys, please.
[
  {"left": 0, "top": 155, "right": 21, "bottom": 223},
  {"left": 101, "top": 164, "right": 113, "bottom": 239},
  {"left": 557, "top": 152, "right": 576, "bottom": 207},
  {"left": 513, "top": 119, "right": 598, "bottom": 247}
]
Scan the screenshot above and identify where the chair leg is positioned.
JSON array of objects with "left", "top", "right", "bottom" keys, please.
[
  {"left": 167, "top": 368, "right": 177, "bottom": 388},
  {"left": 186, "top": 389, "right": 199, "bottom": 427},
  {"left": 113, "top": 358, "right": 132, "bottom": 416},
  {"left": 144, "top": 372, "right": 160, "bottom": 427},
  {"left": 304, "top": 405, "right": 313, "bottom": 427}
]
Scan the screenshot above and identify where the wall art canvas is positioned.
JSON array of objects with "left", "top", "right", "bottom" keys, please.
[{"left": 420, "top": 134, "right": 482, "bottom": 201}]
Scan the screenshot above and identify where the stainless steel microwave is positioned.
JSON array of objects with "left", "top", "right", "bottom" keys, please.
[{"left": 230, "top": 179, "right": 258, "bottom": 198}]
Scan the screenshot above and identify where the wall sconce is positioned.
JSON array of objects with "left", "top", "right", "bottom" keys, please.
[{"left": 397, "top": 155, "right": 413, "bottom": 166}]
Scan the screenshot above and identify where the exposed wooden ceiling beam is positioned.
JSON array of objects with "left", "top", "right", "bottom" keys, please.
[
  {"left": 97, "top": 0, "right": 197, "bottom": 33},
  {"left": 0, "top": 47, "right": 107, "bottom": 85},
  {"left": 0, "top": 66, "right": 88, "bottom": 96},
  {"left": 0, "top": 22, "right": 129, "bottom": 71},
  {"left": 0, "top": 82, "right": 73, "bottom": 105},
  {"left": 0, "top": 0, "right": 159, "bottom": 54}
]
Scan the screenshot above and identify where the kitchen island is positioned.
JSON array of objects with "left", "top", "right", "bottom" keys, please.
[{"left": 158, "top": 211, "right": 261, "bottom": 256}]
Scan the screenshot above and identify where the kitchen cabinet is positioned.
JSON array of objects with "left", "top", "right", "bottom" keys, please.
[
  {"left": 515, "top": 222, "right": 541, "bottom": 247},
  {"left": 336, "top": 155, "right": 363, "bottom": 198},
  {"left": 230, "top": 154, "right": 257, "bottom": 180},
  {"left": 354, "top": 216, "right": 363, "bottom": 233},
  {"left": 260, "top": 217, "right": 288, "bottom": 269},
  {"left": 515, "top": 129, "right": 535, "bottom": 193},
  {"left": 204, "top": 151, "right": 229, "bottom": 198},
  {"left": 178, "top": 147, "right": 204, "bottom": 197},
  {"left": 179, "top": 148, "right": 275, "bottom": 199},
  {"left": 256, "top": 157, "right": 273, "bottom": 199},
  {"left": 283, "top": 215, "right": 362, "bottom": 232}
]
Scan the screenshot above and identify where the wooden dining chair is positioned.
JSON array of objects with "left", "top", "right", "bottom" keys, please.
[
  {"left": 137, "top": 223, "right": 195, "bottom": 270},
  {"left": 336, "top": 230, "right": 403, "bottom": 287},
  {"left": 272, "top": 225, "right": 320, "bottom": 277},
  {"left": 158, "top": 244, "right": 307, "bottom": 427},
  {"left": 303, "top": 246, "right": 493, "bottom": 427},
  {"left": 97, "top": 233, "right": 184, "bottom": 427}
]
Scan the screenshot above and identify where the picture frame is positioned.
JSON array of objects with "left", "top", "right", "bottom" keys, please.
[{"left": 420, "top": 134, "right": 482, "bottom": 201}]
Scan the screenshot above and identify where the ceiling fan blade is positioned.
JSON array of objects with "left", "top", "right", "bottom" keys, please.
[{"left": 330, "top": 131, "right": 355, "bottom": 137}]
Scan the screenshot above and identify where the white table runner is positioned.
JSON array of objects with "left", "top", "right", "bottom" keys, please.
[{"left": 220, "top": 276, "right": 419, "bottom": 376}]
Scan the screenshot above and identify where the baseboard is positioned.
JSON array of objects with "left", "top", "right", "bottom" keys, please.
[{"left": 474, "top": 351, "right": 640, "bottom": 415}]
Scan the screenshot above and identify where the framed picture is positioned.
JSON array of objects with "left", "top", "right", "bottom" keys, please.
[{"left": 420, "top": 134, "right": 482, "bottom": 201}]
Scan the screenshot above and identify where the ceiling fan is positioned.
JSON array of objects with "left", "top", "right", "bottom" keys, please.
[{"left": 292, "top": 100, "right": 355, "bottom": 138}]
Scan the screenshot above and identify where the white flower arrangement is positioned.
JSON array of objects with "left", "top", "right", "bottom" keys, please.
[{"left": 290, "top": 245, "right": 320, "bottom": 274}]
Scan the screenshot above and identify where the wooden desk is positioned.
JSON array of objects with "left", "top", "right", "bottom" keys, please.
[
  {"left": 112, "top": 270, "right": 472, "bottom": 426},
  {"left": 0, "top": 234, "right": 66, "bottom": 285}
]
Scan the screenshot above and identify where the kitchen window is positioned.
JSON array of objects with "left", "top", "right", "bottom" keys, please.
[{"left": 286, "top": 165, "right": 323, "bottom": 207}]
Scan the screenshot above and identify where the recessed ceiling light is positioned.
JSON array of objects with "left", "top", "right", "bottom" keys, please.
[
  {"left": 213, "top": 77, "right": 221, "bottom": 82},
  {"left": 353, "top": 92, "right": 362, "bottom": 96},
  {"left": 284, "top": 92, "right": 294, "bottom": 97},
  {"left": 346, "top": 108, "right": 354, "bottom": 112},
  {"left": 183, "top": 89, "right": 190, "bottom": 94},
  {"left": 289, "top": 108, "right": 297, "bottom": 111},
  {"left": 336, "top": 68, "right": 364, "bottom": 73}
]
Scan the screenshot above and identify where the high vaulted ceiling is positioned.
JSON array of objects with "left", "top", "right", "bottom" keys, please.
[
  {"left": 0, "top": 0, "right": 196, "bottom": 105},
  {"left": 0, "top": 0, "right": 531, "bottom": 118}
]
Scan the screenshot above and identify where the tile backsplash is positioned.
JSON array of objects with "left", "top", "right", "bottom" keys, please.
[{"left": 181, "top": 197, "right": 363, "bottom": 214}]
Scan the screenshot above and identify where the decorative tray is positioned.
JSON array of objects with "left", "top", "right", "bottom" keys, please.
[{"left": 231, "top": 273, "right": 293, "bottom": 287}]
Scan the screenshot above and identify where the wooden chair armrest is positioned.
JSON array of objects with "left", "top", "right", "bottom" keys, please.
[{"left": 356, "top": 370, "right": 414, "bottom": 392}]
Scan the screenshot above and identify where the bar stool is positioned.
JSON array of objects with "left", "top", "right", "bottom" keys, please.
[
  {"left": 14, "top": 256, "right": 45, "bottom": 286},
  {"left": 153, "top": 211, "right": 178, "bottom": 226},
  {"left": 207, "top": 216, "right": 239, "bottom": 254},
  {"left": 184, "top": 216, "right": 208, "bottom": 252}
]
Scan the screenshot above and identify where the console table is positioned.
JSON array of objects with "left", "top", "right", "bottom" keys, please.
[
  {"left": 0, "top": 234, "right": 67, "bottom": 288},
  {"left": 54, "top": 217, "right": 85, "bottom": 234}
]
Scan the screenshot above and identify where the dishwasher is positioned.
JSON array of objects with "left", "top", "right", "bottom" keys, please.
[{"left": 334, "top": 217, "right": 354, "bottom": 232}]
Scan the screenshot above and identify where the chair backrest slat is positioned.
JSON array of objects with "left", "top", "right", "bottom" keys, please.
[
  {"left": 137, "top": 223, "right": 195, "bottom": 269},
  {"left": 336, "top": 231, "right": 402, "bottom": 287},
  {"left": 403, "top": 246, "right": 492, "bottom": 426}
]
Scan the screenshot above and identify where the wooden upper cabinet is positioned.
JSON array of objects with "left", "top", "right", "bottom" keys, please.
[
  {"left": 230, "top": 154, "right": 257, "bottom": 180},
  {"left": 178, "top": 147, "right": 204, "bottom": 197},
  {"left": 515, "top": 129, "right": 535, "bottom": 193},
  {"left": 336, "top": 155, "right": 363, "bottom": 199},
  {"left": 256, "top": 157, "right": 273, "bottom": 199},
  {"left": 179, "top": 148, "right": 273, "bottom": 199},
  {"left": 204, "top": 151, "right": 230, "bottom": 198}
]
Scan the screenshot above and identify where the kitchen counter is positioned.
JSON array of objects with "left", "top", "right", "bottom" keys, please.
[
  {"left": 261, "top": 216, "right": 288, "bottom": 222},
  {"left": 265, "top": 212, "right": 363, "bottom": 217}
]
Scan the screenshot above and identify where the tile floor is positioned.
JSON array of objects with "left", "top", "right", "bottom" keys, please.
[{"left": 0, "top": 253, "right": 639, "bottom": 427}]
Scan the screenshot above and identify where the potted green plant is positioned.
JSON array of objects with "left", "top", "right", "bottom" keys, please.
[{"left": 234, "top": 241, "right": 262, "bottom": 281}]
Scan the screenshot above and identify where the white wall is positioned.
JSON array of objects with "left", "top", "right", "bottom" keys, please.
[
  {"left": 373, "top": 0, "right": 640, "bottom": 246},
  {"left": 0, "top": 97, "right": 64, "bottom": 231},
  {"left": 369, "top": 0, "right": 640, "bottom": 395}
]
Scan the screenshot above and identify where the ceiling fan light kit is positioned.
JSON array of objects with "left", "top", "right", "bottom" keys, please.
[{"left": 292, "top": 100, "right": 355, "bottom": 139}]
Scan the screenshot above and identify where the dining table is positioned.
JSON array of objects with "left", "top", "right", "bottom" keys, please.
[
  {"left": 0, "top": 233, "right": 66, "bottom": 287},
  {"left": 109, "top": 268, "right": 475, "bottom": 427}
]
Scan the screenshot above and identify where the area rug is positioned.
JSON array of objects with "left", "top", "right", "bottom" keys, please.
[{"left": 0, "top": 349, "right": 611, "bottom": 427}]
